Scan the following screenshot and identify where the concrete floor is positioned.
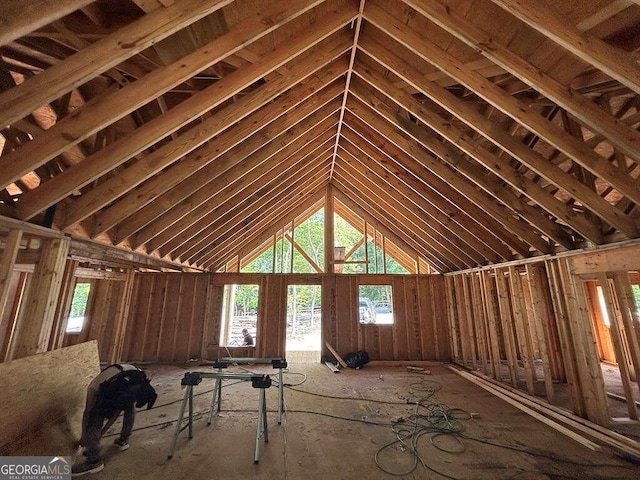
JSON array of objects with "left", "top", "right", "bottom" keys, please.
[{"left": 80, "top": 363, "right": 640, "bottom": 479}]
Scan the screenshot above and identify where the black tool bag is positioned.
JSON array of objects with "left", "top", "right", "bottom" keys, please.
[{"left": 344, "top": 351, "right": 370, "bottom": 369}]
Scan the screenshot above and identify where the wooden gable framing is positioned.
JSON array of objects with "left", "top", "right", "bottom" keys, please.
[{"left": 0, "top": 0, "right": 638, "bottom": 272}]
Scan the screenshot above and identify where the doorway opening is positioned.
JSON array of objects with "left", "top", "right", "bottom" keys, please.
[{"left": 286, "top": 284, "right": 321, "bottom": 363}]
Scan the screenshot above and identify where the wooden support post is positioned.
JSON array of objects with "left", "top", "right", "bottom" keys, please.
[
  {"left": 470, "top": 273, "right": 489, "bottom": 375},
  {"left": 480, "top": 270, "right": 503, "bottom": 380},
  {"left": 525, "top": 264, "right": 556, "bottom": 403},
  {"left": 612, "top": 273, "right": 640, "bottom": 387},
  {"left": 508, "top": 267, "right": 536, "bottom": 395},
  {"left": 108, "top": 269, "right": 136, "bottom": 364},
  {"left": 598, "top": 274, "right": 638, "bottom": 420},
  {"left": 453, "top": 275, "right": 472, "bottom": 368},
  {"left": 325, "top": 186, "right": 335, "bottom": 274},
  {"left": 558, "top": 258, "right": 610, "bottom": 425},
  {"left": 495, "top": 268, "right": 519, "bottom": 387},
  {"left": 8, "top": 237, "right": 70, "bottom": 359},
  {"left": 461, "top": 274, "right": 478, "bottom": 370},
  {"left": 445, "top": 276, "right": 461, "bottom": 362},
  {"left": 48, "top": 259, "right": 78, "bottom": 351},
  {"left": 0, "top": 229, "right": 23, "bottom": 352}
]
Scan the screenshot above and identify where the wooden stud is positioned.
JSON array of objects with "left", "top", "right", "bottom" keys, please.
[
  {"left": 495, "top": 268, "right": 519, "bottom": 387},
  {"left": 508, "top": 267, "right": 537, "bottom": 394}
]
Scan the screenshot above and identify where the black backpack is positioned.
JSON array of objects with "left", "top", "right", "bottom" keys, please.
[
  {"left": 96, "top": 366, "right": 153, "bottom": 416},
  {"left": 344, "top": 351, "right": 370, "bottom": 369}
]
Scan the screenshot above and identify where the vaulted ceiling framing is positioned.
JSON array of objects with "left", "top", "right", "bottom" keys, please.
[{"left": 0, "top": 0, "right": 639, "bottom": 273}]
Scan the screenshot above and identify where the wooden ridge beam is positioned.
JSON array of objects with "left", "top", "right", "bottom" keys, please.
[
  {"left": 0, "top": 0, "right": 357, "bottom": 190},
  {"left": 0, "top": 0, "right": 234, "bottom": 127},
  {"left": 358, "top": 37, "right": 638, "bottom": 239},
  {"left": 403, "top": 0, "right": 640, "bottom": 168},
  {"left": 364, "top": 6, "right": 640, "bottom": 209}
]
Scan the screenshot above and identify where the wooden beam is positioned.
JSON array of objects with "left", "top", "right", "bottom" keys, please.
[
  {"left": 7, "top": 237, "right": 70, "bottom": 359},
  {"left": 0, "top": 229, "right": 23, "bottom": 352},
  {"left": 336, "top": 159, "right": 472, "bottom": 269},
  {"left": 200, "top": 173, "right": 329, "bottom": 269},
  {"left": 364, "top": 6, "right": 640, "bottom": 208},
  {"left": 338, "top": 142, "right": 488, "bottom": 264},
  {"left": 177, "top": 152, "right": 331, "bottom": 263},
  {"left": 0, "top": 1, "right": 357, "bottom": 190},
  {"left": 93, "top": 62, "right": 347, "bottom": 239},
  {"left": 404, "top": 0, "right": 640, "bottom": 168},
  {"left": 148, "top": 113, "right": 339, "bottom": 256},
  {"left": 346, "top": 86, "right": 570, "bottom": 251},
  {"left": 333, "top": 175, "right": 458, "bottom": 271},
  {"left": 358, "top": 37, "right": 638, "bottom": 239},
  {"left": 0, "top": 0, "right": 233, "bottom": 128},
  {"left": 450, "top": 367, "right": 601, "bottom": 451},
  {"left": 489, "top": 0, "right": 640, "bottom": 96},
  {"left": 54, "top": 35, "right": 353, "bottom": 229},
  {"left": 341, "top": 124, "right": 517, "bottom": 261},
  {"left": 0, "top": 0, "right": 93, "bottom": 47},
  {"left": 329, "top": 0, "right": 366, "bottom": 180}
]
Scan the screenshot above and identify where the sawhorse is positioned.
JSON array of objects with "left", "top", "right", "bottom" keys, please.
[
  {"left": 167, "top": 371, "right": 271, "bottom": 463},
  {"left": 217, "top": 357, "right": 287, "bottom": 424}
]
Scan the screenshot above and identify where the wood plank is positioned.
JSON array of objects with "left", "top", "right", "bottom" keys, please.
[
  {"left": 598, "top": 274, "right": 638, "bottom": 419},
  {"left": 7, "top": 237, "right": 70, "bottom": 359},
  {"left": 450, "top": 367, "right": 601, "bottom": 451},
  {"left": 480, "top": 270, "right": 504, "bottom": 380},
  {"left": 0, "top": 230, "right": 23, "bottom": 331},
  {"left": 495, "top": 268, "right": 520, "bottom": 387},
  {"left": 490, "top": 0, "right": 640, "bottom": 96},
  {"left": 569, "top": 243, "right": 640, "bottom": 275},
  {"left": 325, "top": 341, "right": 348, "bottom": 369},
  {"left": 358, "top": 35, "right": 637, "bottom": 239},
  {"left": 0, "top": 0, "right": 233, "bottom": 127},
  {"left": 0, "top": 341, "right": 100, "bottom": 456},
  {"left": 508, "top": 267, "right": 537, "bottom": 395},
  {"left": 406, "top": 0, "right": 640, "bottom": 170},
  {"left": 0, "top": 1, "right": 356, "bottom": 190},
  {"left": 525, "top": 264, "right": 556, "bottom": 402},
  {"left": 0, "top": 0, "right": 93, "bottom": 47},
  {"left": 612, "top": 273, "right": 640, "bottom": 386}
]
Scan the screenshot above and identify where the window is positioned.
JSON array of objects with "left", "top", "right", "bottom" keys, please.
[
  {"left": 358, "top": 285, "right": 394, "bottom": 325},
  {"left": 219, "top": 284, "right": 259, "bottom": 346},
  {"left": 66, "top": 282, "right": 91, "bottom": 333}
]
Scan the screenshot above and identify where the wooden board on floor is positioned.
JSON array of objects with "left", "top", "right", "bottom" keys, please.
[{"left": 0, "top": 340, "right": 100, "bottom": 455}]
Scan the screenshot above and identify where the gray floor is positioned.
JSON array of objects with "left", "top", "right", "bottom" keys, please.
[{"left": 80, "top": 363, "right": 640, "bottom": 479}]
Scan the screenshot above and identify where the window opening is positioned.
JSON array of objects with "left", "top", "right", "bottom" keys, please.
[
  {"left": 66, "top": 282, "right": 91, "bottom": 333},
  {"left": 358, "top": 285, "right": 394, "bottom": 324},
  {"left": 219, "top": 284, "right": 259, "bottom": 347}
]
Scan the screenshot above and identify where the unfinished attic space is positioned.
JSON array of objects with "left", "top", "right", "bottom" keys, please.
[{"left": 2, "top": 0, "right": 640, "bottom": 477}]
